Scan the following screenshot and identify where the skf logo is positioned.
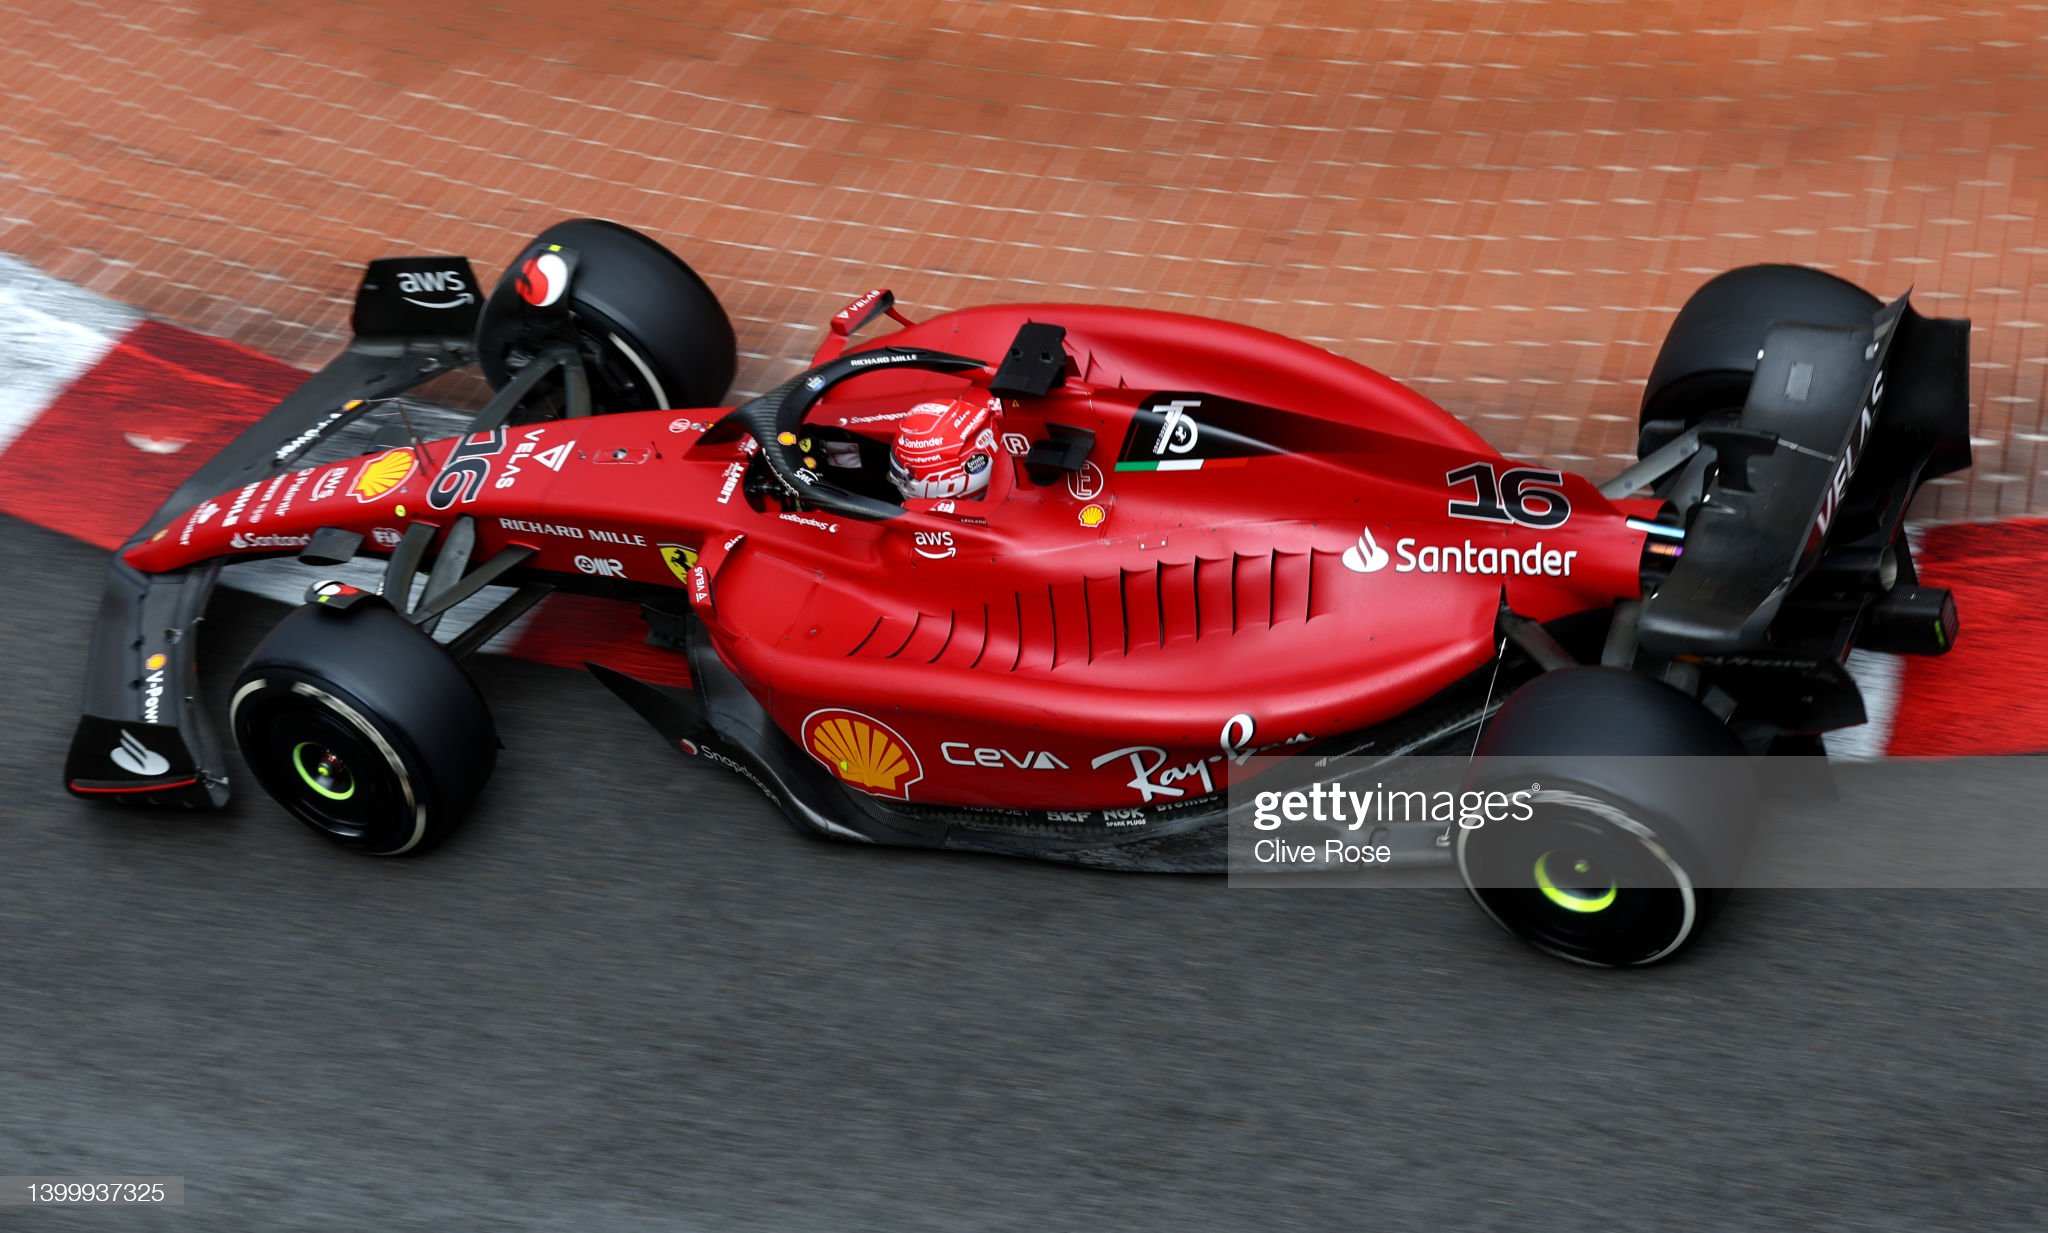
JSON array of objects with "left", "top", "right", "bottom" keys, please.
[
  {"left": 349, "top": 449, "right": 417, "bottom": 503},
  {"left": 395, "top": 269, "right": 474, "bottom": 309},
  {"left": 660, "top": 543, "right": 698, "bottom": 584},
  {"left": 805, "top": 709, "right": 924, "bottom": 799}
]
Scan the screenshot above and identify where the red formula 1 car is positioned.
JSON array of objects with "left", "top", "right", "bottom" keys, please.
[{"left": 64, "top": 219, "right": 1971, "bottom": 964}]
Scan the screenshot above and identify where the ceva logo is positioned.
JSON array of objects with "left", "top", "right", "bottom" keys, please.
[{"left": 1342, "top": 526, "right": 1390, "bottom": 574}]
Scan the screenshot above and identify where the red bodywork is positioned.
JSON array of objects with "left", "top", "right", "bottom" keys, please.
[{"left": 127, "top": 302, "right": 1659, "bottom": 810}]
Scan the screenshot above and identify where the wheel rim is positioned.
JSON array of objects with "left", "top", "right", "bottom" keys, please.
[
  {"left": 233, "top": 678, "right": 421, "bottom": 852},
  {"left": 292, "top": 742, "right": 357, "bottom": 801},
  {"left": 1459, "top": 789, "right": 1698, "bottom": 966},
  {"left": 1532, "top": 850, "right": 1618, "bottom": 913}
]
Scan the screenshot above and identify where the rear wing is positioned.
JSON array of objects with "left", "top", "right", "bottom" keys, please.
[{"left": 1632, "top": 293, "right": 1969, "bottom": 657}]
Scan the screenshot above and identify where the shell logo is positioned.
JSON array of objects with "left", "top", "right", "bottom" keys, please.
[
  {"left": 1078, "top": 503, "right": 1107, "bottom": 528},
  {"left": 349, "top": 449, "right": 417, "bottom": 503},
  {"left": 804, "top": 708, "right": 923, "bottom": 799}
]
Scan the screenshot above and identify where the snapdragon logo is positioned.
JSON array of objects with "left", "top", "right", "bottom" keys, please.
[{"left": 1343, "top": 526, "right": 1577, "bottom": 578}]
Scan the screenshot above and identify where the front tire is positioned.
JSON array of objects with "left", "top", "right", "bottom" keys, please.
[
  {"left": 1456, "top": 667, "right": 1755, "bottom": 966},
  {"left": 231, "top": 599, "right": 497, "bottom": 856},
  {"left": 476, "top": 217, "right": 738, "bottom": 414}
]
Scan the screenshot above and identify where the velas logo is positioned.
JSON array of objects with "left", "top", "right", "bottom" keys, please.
[
  {"left": 1341, "top": 526, "right": 1390, "bottom": 574},
  {"left": 1345, "top": 527, "right": 1579, "bottom": 578},
  {"left": 804, "top": 709, "right": 923, "bottom": 799},
  {"left": 350, "top": 449, "right": 417, "bottom": 502},
  {"left": 835, "top": 288, "right": 887, "bottom": 320}
]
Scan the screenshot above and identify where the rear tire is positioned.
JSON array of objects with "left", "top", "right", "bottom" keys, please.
[
  {"left": 1456, "top": 667, "right": 1756, "bottom": 966},
  {"left": 1639, "top": 264, "right": 1880, "bottom": 457},
  {"left": 230, "top": 600, "right": 497, "bottom": 856},
  {"left": 476, "top": 218, "right": 737, "bottom": 413}
]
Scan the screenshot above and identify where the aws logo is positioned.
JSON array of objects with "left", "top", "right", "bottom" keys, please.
[
  {"left": 395, "top": 268, "right": 474, "bottom": 309},
  {"left": 804, "top": 709, "right": 923, "bottom": 799}
]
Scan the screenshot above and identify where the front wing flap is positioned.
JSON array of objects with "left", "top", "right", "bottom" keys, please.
[{"left": 63, "top": 259, "right": 482, "bottom": 807}]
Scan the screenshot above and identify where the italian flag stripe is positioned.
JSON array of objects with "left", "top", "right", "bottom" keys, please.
[{"left": 1115, "top": 457, "right": 1249, "bottom": 472}]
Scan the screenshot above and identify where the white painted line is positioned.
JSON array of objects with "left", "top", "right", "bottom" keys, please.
[
  {"left": 0, "top": 254, "right": 140, "bottom": 457},
  {"left": 1835, "top": 650, "right": 1904, "bottom": 761}
]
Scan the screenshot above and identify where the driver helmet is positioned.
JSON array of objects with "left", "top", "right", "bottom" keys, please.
[{"left": 888, "top": 396, "right": 1000, "bottom": 501}]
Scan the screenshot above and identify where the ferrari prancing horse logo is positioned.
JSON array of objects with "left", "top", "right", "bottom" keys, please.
[{"left": 659, "top": 543, "right": 698, "bottom": 584}]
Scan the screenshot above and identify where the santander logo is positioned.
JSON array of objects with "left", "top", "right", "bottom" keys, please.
[{"left": 1341, "top": 526, "right": 1390, "bottom": 574}]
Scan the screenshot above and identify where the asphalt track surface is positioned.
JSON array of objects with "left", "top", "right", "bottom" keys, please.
[{"left": 5, "top": 510, "right": 2047, "bottom": 1232}]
